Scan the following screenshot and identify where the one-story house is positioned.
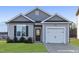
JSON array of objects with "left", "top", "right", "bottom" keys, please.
[
  {"left": 76, "top": 8, "right": 79, "bottom": 39},
  {"left": 6, "top": 8, "right": 70, "bottom": 44}
]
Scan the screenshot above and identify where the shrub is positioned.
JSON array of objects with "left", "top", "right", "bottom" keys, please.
[
  {"left": 13, "top": 37, "right": 18, "bottom": 42},
  {"left": 24, "top": 39, "right": 28, "bottom": 43},
  {"left": 19, "top": 36, "right": 26, "bottom": 43},
  {"left": 70, "top": 28, "right": 77, "bottom": 38},
  {"left": 28, "top": 37, "right": 32, "bottom": 43},
  {"left": 7, "top": 37, "right": 14, "bottom": 43},
  {"left": 24, "top": 37, "right": 33, "bottom": 43}
]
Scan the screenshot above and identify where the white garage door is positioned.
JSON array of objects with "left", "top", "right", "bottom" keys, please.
[{"left": 46, "top": 27, "right": 65, "bottom": 43}]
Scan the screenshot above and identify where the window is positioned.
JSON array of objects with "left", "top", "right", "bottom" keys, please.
[
  {"left": 16, "top": 25, "right": 22, "bottom": 36},
  {"left": 16, "top": 25, "right": 28, "bottom": 36},
  {"left": 22, "top": 26, "right": 26, "bottom": 36}
]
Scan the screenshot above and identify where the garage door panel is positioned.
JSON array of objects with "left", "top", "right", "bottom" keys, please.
[
  {"left": 46, "top": 27, "right": 65, "bottom": 43},
  {"left": 46, "top": 28, "right": 56, "bottom": 43}
]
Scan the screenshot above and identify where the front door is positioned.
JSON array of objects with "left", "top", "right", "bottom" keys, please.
[{"left": 35, "top": 29, "right": 41, "bottom": 41}]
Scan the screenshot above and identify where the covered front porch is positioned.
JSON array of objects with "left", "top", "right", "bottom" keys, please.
[{"left": 34, "top": 23, "right": 42, "bottom": 43}]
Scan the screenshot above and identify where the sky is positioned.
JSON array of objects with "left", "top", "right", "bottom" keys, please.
[{"left": 0, "top": 6, "right": 78, "bottom": 32}]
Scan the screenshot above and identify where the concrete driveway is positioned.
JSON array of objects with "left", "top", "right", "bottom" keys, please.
[{"left": 45, "top": 43, "right": 79, "bottom": 53}]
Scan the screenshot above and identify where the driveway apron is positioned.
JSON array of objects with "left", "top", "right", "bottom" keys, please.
[{"left": 45, "top": 43, "right": 79, "bottom": 53}]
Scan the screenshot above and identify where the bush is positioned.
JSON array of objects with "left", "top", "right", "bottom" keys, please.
[
  {"left": 28, "top": 37, "right": 33, "bottom": 43},
  {"left": 24, "top": 39, "right": 28, "bottom": 43},
  {"left": 19, "top": 36, "right": 26, "bottom": 43},
  {"left": 7, "top": 37, "right": 14, "bottom": 43},
  {"left": 13, "top": 37, "right": 18, "bottom": 42},
  {"left": 24, "top": 37, "right": 33, "bottom": 43},
  {"left": 70, "top": 28, "right": 77, "bottom": 38},
  {"left": 7, "top": 37, "right": 33, "bottom": 43}
]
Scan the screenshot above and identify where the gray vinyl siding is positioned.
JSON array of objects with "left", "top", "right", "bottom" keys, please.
[
  {"left": 42, "top": 23, "right": 69, "bottom": 44},
  {"left": 7, "top": 24, "right": 14, "bottom": 40},
  {"left": 26, "top": 9, "right": 50, "bottom": 21},
  {"left": 7, "top": 23, "right": 34, "bottom": 40}
]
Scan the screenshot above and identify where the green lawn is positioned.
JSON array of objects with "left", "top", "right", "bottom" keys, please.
[
  {"left": 1, "top": 38, "right": 79, "bottom": 52},
  {"left": 70, "top": 38, "right": 79, "bottom": 46},
  {"left": 0, "top": 40, "right": 47, "bottom": 53}
]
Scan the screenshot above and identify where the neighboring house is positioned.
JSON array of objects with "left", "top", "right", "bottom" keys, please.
[
  {"left": 6, "top": 8, "right": 70, "bottom": 44},
  {"left": 76, "top": 8, "right": 79, "bottom": 39},
  {"left": 0, "top": 32, "right": 8, "bottom": 39}
]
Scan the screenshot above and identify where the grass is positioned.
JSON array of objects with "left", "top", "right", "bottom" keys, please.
[
  {"left": 1, "top": 38, "right": 79, "bottom": 52},
  {"left": 70, "top": 38, "right": 79, "bottom": 46},
  {"left": 0, "top": 40, "right": 47, "bottom": 53}
]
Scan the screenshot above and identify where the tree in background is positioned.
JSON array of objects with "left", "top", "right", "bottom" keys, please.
[{"left": 70, "top": 22, "right": 77, "bottom": 38}]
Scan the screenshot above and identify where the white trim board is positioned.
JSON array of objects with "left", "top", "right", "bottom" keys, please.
[
  {"left": 41, "top": 22, "right": 71, "bottom": 24},
  {"left": 7, "top": 13, "right": 35, "bottom": 23},
  {"left": 22, "top": 14, "right": 35, "bottom": 22}
]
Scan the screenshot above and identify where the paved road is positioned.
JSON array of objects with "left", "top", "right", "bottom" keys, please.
[{"left": 45, "top": 43, "right": 79, "bottom": 53}]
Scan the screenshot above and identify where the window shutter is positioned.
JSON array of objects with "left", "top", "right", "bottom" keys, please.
[
  {"left": 14, "top": 26, "right": 16, "bottom": 37},
  {"left": 26, "top": 26, "right": 28, "bottom": 36}
]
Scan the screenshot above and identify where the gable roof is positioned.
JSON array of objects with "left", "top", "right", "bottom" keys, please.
[
  {"left": 25, "top": 8, "right": 51, "bottom": 16},
  {"left": 7, "top": 8, "right": 70, "bottom": 23},
  {"left": 25, "top": 8, "right": 51, "bottom": 22},
  {"left": 41, "top": 14, "right": 69, "bottom": 23},
  {"left": 7, "top": 14, "right": 35, "bottom": 23}
]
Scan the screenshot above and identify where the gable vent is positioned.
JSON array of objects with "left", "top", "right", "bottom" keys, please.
[{"left": 35, "top": 10, "right": 39, "bottom": 15}]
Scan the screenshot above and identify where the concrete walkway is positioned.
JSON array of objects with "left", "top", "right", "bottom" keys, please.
[{"left": 45, "top": 43, "right": 79, "bottom": 53}]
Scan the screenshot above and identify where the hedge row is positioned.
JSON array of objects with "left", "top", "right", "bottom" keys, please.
[{"left": 7, "top": 37, "right": 33, "bottom": 43}]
